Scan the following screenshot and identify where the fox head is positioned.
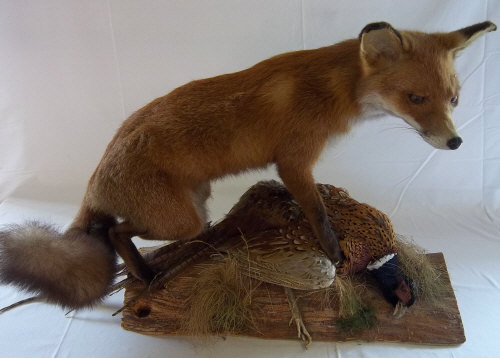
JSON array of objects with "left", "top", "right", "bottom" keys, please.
[{"left": 358, "top": 21, "right": 496, "bottom": 150}]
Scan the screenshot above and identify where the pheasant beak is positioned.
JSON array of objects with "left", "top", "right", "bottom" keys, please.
[
  {"left": 392, "top": 280, "right": 414, "bottom": 319},
  {"left": 393, "top": 301, "right": 408, "bottom": 319}
]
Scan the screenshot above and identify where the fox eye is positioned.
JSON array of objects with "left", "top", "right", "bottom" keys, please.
[
  {"left": 408, "top": 94, "right": 425, "bottom": 105},
  {"left": 451, "top": 96, "right": 458, "bottom": 106}
]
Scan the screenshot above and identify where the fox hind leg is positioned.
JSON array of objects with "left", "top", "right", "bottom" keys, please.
[
  {"left": 113, "top": 181, "right": 211, "bottom": 283},
  {"left": 108, "top": 222, "right": 155, "bottom": 283},
  {"left": 86, "top": 167, "right": 212, "bottom": 284}
]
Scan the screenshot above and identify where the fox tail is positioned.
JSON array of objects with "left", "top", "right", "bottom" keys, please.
[{"left": 0, "top": 221, "right": 117, "bottom": 309}]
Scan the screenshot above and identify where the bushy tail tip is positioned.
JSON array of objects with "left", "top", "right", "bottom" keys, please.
[{"left": 0, "top": 221, "right": 117, "bottom": 309}]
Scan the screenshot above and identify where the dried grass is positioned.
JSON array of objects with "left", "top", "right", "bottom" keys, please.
[
  {"left": 305, "top": 273, "right": 376, "bottom": 333},
  {"left": 180, "top": 234, "right": 445, "bottom": 336},
  {"left": 182, "top": 254, "right": 259, "bottom": 336},
  {"left": 330, "top": 274, "right": 376, "bottom": 333},
  {"left": 395, "top": 235, "right": 447, "bottom": 305}
]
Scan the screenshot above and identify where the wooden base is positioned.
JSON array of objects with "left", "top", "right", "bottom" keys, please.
[{"left": 121, "top": 253, "right": 464, "bottom": 345}]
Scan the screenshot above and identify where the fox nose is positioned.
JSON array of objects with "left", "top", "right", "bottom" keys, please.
[{"left": 447, "top": 136, "right": 462, "bottom": 150}]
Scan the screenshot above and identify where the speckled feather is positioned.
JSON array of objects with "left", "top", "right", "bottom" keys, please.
[
  {"left": 136, "top": 180, "right": 398, "bottom": 291},
  {"left": 216, "top": 181, "right": 398, "bottom": 289}
]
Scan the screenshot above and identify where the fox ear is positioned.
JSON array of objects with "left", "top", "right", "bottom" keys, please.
[
  {"left": 359, "top": 22, "right": 404, "bottom": 66},
  {"left": 440, "top": 21, "right": 497, "bottom": 56}
]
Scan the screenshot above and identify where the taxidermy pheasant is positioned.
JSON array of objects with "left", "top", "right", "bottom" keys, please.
[{"left": 131, "top": 180, "right": 416, "bottom": 345}]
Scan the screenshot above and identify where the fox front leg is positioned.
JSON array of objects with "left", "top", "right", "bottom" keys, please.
[{"left": 277, "top": 163, "right": 343, "bottom": 264}]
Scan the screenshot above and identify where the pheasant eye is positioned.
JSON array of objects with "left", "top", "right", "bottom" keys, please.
[
  {"left": 408, "top": 94, "right": 425, "bottom": 105},
  {"left": 450, "top": 96, "right": 458, "bottom": 106}
]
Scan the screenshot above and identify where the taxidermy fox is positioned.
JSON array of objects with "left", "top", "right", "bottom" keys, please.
[{"left": 0, "top": 21, "right": 496, "bottom": 310}]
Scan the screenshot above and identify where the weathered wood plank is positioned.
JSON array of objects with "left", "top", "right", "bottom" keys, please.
[{"left": 121, "top": 252, "right": 464, "bottom": 345}]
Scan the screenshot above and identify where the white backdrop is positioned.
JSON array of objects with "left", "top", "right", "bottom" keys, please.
[{"left": 0, "top": 1, "right": 499, "bottom": 357}]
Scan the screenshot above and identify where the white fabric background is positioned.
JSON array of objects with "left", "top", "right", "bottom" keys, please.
[{"left": 0, "top": 1, "right": 499, "bottom": 357}]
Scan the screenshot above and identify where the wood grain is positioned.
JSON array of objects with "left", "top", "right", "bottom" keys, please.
[{"left": 121, "top": 252, "right": 464, "bottom": 345}]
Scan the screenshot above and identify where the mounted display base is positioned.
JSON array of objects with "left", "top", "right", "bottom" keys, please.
[{"left": 120, "top": 253, "right": 464, "bottom": 346}]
